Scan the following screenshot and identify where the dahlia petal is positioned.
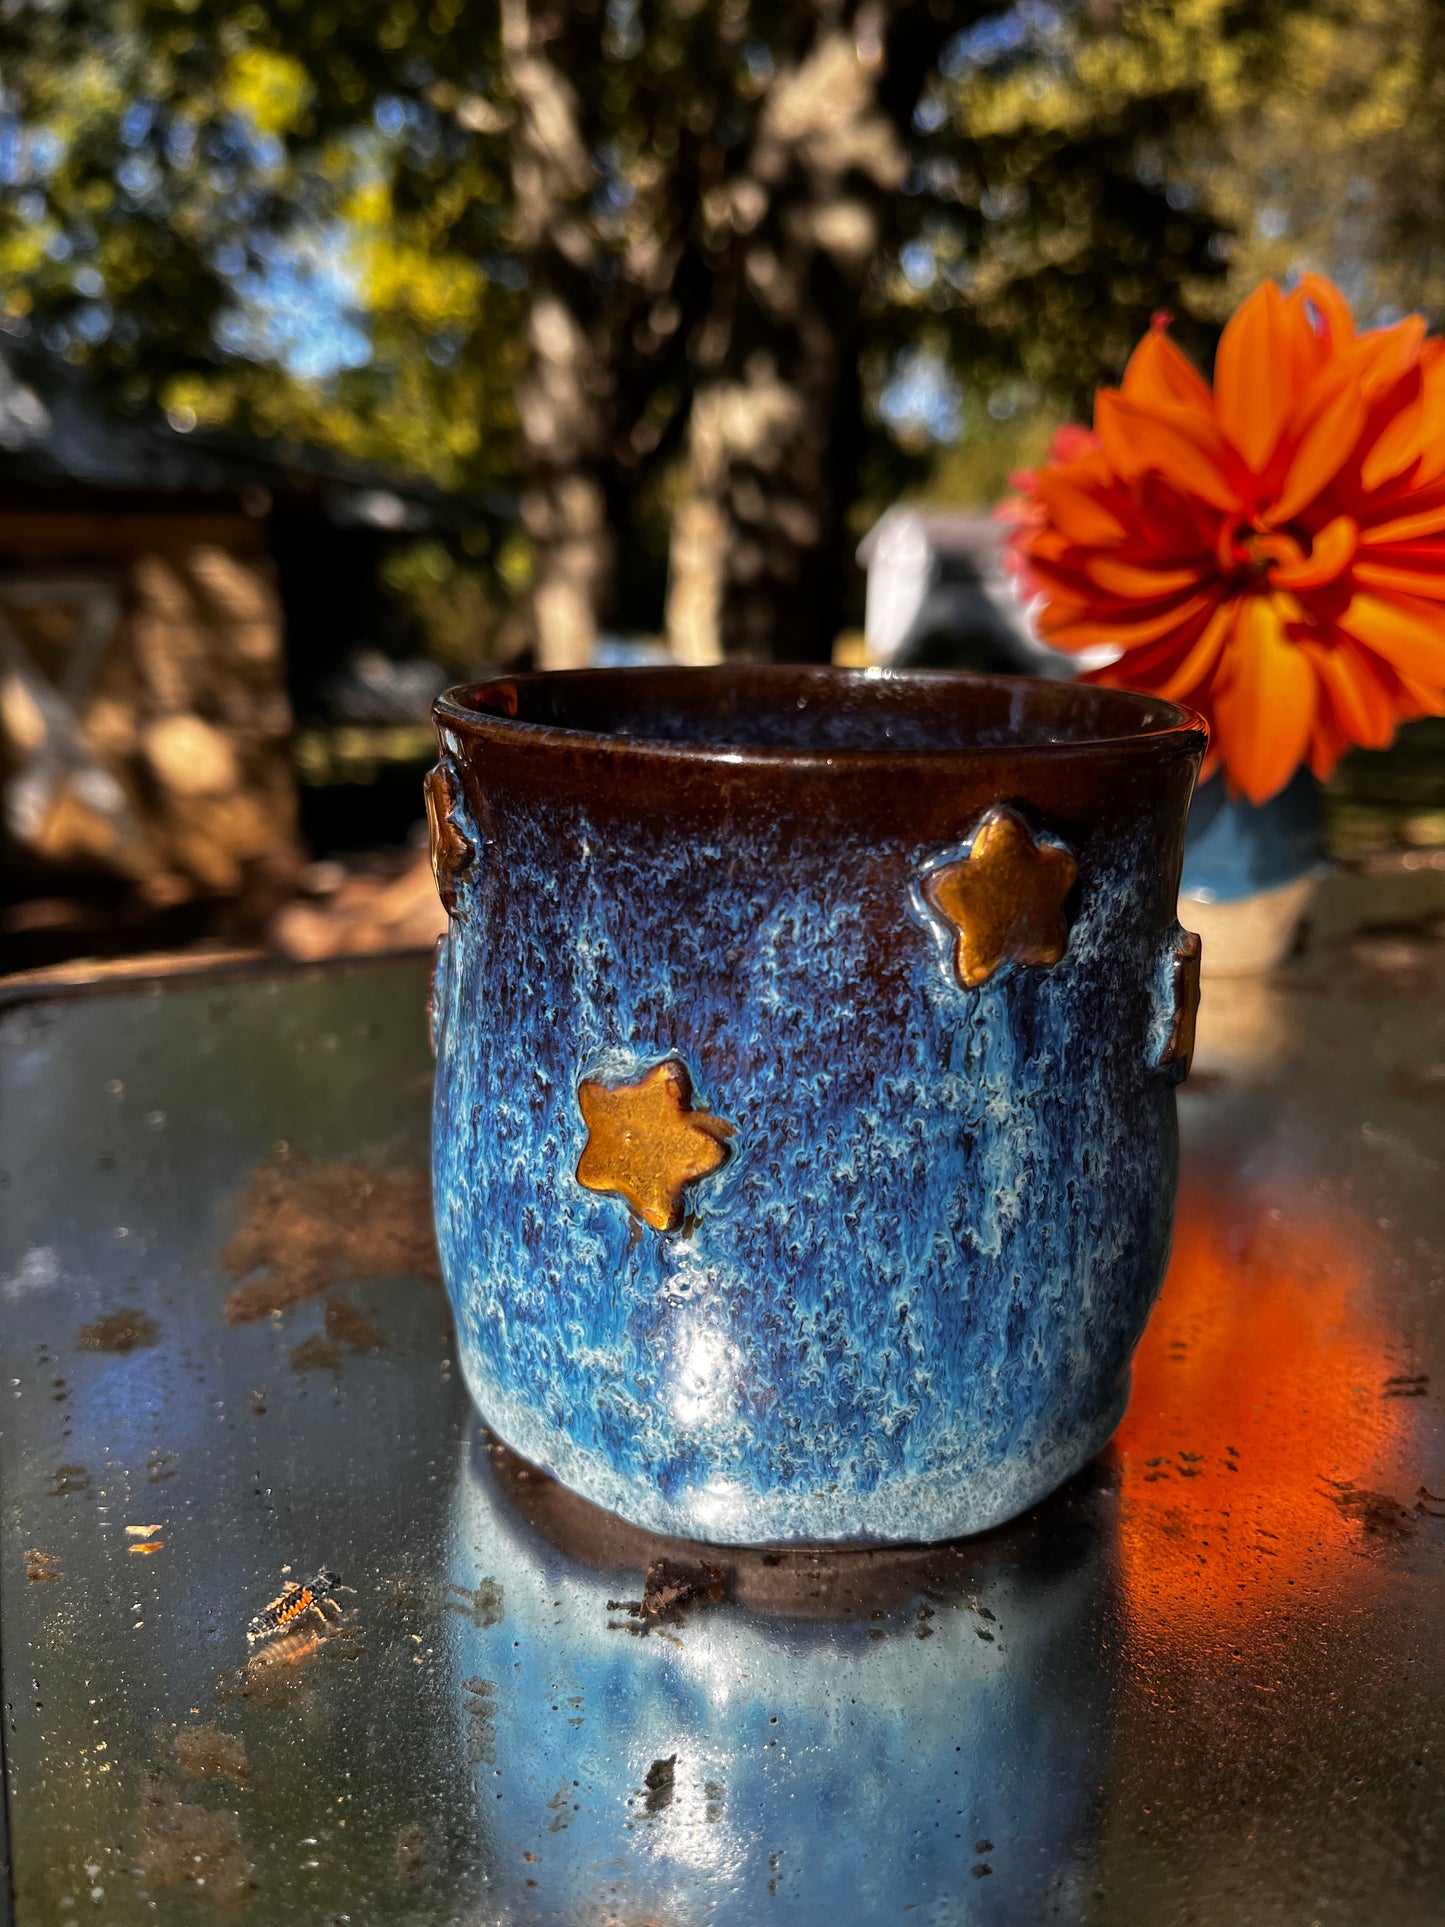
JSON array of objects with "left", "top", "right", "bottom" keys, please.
[
  {"left": 1307, "top": 705, "right": 1352, "bottom": 783},
  {"left": 1096, "top": 391, "right": 1239, "bottom": 514},
  {"left": 1270, "top": 516, "right": 1358, "bottom": 591},
  {"left": 1149, "top": 602, "right": 1234, "bottom": 702},
  {"left": 1047, "top": 425, "right": 1100, "bottom": 464},
  {"left": 1357, "top": 315, "right": 1427, "bottom": 401},
  {"left": 1212, "top": 595, "right": 1315, "bottom": 804},
  {"left": 1296, "top": 274, "right": 1356, "bottom": 354},
  {"left": 1393, "top": 672, "right": 1445, "bottom": 717},
  {"left": 1409, "top": 342, "right": 1445, "bottom": 483},
  {"left": 1020, "top": 558, "right": 1110, "bottom": 607},
  {"left": 1335, "top": 592, "right": 1445, "bottom": 683},
  {"left": 1023, "top": 528, "right": 1079, "bottom": 566},
  {"left": 1077, "top": 601, "right": 1217, "bottom": 684},
  {"left": 1352, "top": 557, "right": 1445, "bottom": 602},
  {"left": 1083, "top": 556, "right": 1207, "bottom": 598},
  {"left": 1280, "top": 286, "right": 1333, "bottom": 395},
  {"left": 1215, "top": 282, "right": 1296, "bottom": 474},
  {"left": 1121, "top": 327, "right": 1214, "bottom": 414},
  {"left": 1298, "top": 638, "right": 1399, "bottom": 748},
  {"left": 1359, "top": 499, "right": 1445, "bottom": 545},
  {"left": 1359, "top": 389, "right": 1425, "bottom": 493},
  {"left": 1269, "top": 379, "right": 1367, "bottom": 525},
  {"left": 1033, "top": 474, "right": 1129, "bottom": 546},
  {"left": 1040, "top": 592, "right": 1217, "bottom": 653}
]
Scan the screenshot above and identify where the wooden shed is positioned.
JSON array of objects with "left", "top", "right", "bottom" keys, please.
[{"left": 0, "top": 344, "right": 456, "bottom": 969}]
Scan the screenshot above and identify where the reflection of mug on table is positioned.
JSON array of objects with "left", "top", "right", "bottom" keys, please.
[
  {"left": 444, "top": 1433, "right": 1116, "bottom": 1927},
  {"left": 429, "top": 668, "right": 1204, "bottom": 1544}
]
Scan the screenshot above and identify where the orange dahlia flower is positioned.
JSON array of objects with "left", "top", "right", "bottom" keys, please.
[{"left": 1005, "top": 275, "right": 1445, "bottom": 802}]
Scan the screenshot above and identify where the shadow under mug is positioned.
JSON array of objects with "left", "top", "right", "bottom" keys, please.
[{"left": 428, "top": 666, "right": 1205, "bottom": 1545}]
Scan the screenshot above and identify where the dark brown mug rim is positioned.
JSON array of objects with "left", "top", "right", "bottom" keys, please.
[{"left": 434, "top": 665, "right": 1207, "bottom": 769}]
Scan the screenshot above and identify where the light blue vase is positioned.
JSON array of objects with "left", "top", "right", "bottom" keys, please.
[{"left": 1180, "top": 768, "right": 1325, "bottom": 905}]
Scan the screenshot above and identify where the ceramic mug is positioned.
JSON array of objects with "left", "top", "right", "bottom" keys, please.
[{"left": 428, "top": 667, "right": 1205, "bottom": 1545}]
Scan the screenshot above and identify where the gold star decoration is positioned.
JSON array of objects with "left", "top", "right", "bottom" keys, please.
[
  {"left": 923, "top": 806, "right": 1077, "bottom": 989},
  {"left": 424, "top": 761, "right": 474, "bottom": 915},
  {"left": 576, "top": 1059, "right": 734, "bottom": 1233},
  {"left": 1160, "top": 929, "right": 1202, "bottom": 1084}
]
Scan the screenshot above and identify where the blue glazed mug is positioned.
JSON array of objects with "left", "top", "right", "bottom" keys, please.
[{"left": 428, "top": 667, "right": 1205, "bottom": 1545}]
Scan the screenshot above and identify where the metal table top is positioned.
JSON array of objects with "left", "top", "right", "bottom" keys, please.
[{"left": 1, "top": 893, "right": 1443, "bottom": 1926}]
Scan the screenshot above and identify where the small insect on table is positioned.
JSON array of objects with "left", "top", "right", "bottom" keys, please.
[{"left": 1, "top": 915, "right": 1443, "bottom": 1927}]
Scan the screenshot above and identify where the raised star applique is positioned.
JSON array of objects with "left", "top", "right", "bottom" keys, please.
[
  {"left": 1159, "top": 928, "right": 1202, "bottom": 1084},
  {"left": 922, "top": 806, "right": 1077, "bottom": 989},
  {"left": 576, "top": 1059, "right": 734, "bottom": 1233},
  {"left": 424, "top": 760, "right": 474, "bottom": 915}
]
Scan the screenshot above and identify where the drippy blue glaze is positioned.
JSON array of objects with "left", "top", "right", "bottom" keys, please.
[{"left": 431, "top": 750, "right": 1189, "bottom": 1545}]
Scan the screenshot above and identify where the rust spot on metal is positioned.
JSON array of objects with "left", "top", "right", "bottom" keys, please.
[
  {"left": 77, "top": 1308, "right": 160, "bottom": 1354},
  {"left": 221, "top": 1153, "right": 437, "bottom": 1325},
  {"left": 577, "top": 1059, "right": 733, "bottom": 1233},
  {"left": 174, "top": 1721, "right": 248, "bottom": 1785},
  {"left": 923, "top": 806, "right": 1077, "bottom": 989},
  {"left": 423, "top": 761, "right": 474, "bottom": 915},
  {"left": 1161, "top": 928, "right": 1202, "bottom": 1084}
]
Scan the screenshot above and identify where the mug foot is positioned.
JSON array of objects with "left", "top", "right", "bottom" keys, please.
[{"left": 455, "top": 1357, "right": 1131, "bottom": 1547}]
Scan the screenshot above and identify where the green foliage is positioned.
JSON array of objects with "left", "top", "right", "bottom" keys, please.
[
  {"left": 1, "top": 0, "right": 1367, "bottom": 588},
  {"left": 0, "top": 0, "right": 521, "bottom": 489},
  {"left": 379, "top": 535, "right": 526, "bottom": 673},
  {"left": 915, "top": 403, "right": 1060, "bottom": 512}
]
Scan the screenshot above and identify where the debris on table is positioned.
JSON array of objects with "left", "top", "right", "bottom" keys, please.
[
  {"left": 221, "top": 1152, "right": 438, "bottom": 1325},
  {"left": 608, "top": 1556, "right": 727, "bottom": 1633},
  {"left": 76, "top": 1308, "right": 160, "bottom": 1354},
  {"left": 136, "top": 1775, "right": 258, "bottom": 1914},
  {"left": 24, "top": 1548, "right": 60, "bottom": 1582},
  {"left": 643, "top": 1754, "right": 677, "bottom": 1813},
  {"left": 173, "top": 1721, "right": 248, "bottom": 1785}
]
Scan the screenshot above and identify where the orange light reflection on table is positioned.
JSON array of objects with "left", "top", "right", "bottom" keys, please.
[{"left": 1112, "top": 1176, "right": 1413, "bottom": 1638}]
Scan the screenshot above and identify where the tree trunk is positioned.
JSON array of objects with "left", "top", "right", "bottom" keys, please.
[
  {"left": 504, "top": 0, "right": 613, "bottom": 669},
  {"left": 664, "top": 23, "right": 897, "bottom": 663},
  {"left": 665, "top": 6, "right": 954, "bottom": 665}
]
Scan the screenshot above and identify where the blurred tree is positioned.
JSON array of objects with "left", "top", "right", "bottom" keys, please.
[
  {"left": 1173, "top": 0, "right": 1445, "bottom": 325},
  {"left": 0, "top": 6, "right": 523, "bottom": 487},
  {"left": 495, "top": 0, "right": 1273, "bottom": 664},
  {"left": 0, "top": 0, "right": 1307, "bottom": 667}
]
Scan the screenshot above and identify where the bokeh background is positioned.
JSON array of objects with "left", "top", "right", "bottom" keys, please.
[{"left": 2, "top": 0, "right": 1443, "bottom": 970}]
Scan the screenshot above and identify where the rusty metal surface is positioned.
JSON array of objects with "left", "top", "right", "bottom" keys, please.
[{"left": 1, "top": 924, "right": 1443, "bottom": 1925}]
